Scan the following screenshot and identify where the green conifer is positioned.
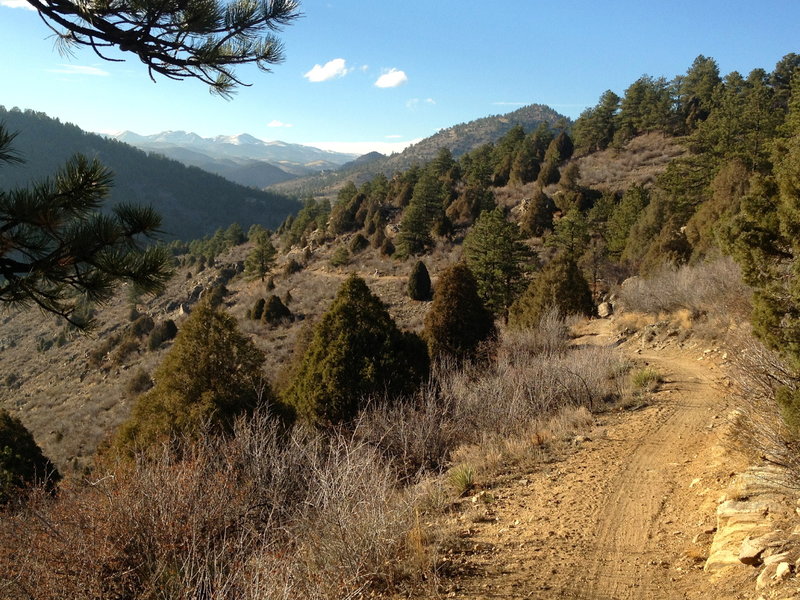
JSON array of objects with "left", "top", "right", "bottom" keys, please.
[
  {"left": 283, "top": 276, "right": 428, "bottom": 424},
  {"left": 423, "top": 264, "right": 496, "bottom": 361},
  {"left": 509, "top": 254, "right": 594, "bottom": 329},
  {"left": 0, "top": 410, "right": 60, "bottom": 503},
  {"left": 114, "top": 299, "right": 276, "bottom": 454},
  {"left": 408, "top": 261, "right": 433, "bottom": 301}
]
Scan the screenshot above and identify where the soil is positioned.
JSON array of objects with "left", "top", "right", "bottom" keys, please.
[{"left": 431, "top": 318, "right": 757, "bottom": 599}]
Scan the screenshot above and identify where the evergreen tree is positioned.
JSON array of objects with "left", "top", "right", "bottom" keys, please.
[
  {"left": 424, "top": 264, "right": 496, "bottom": 362},
  {"left": 114, "top": 299, "right": 275, "bottom": 454},
  {"left": 463, "top": 208, "right": 532, "bottom": 321},
  {"left": 547, "top": 208, "right": 590, "bottom": 258},
  {"left": 606, "top": 185, "right": 649, "bottom": 258},
  {"left": 284, "top": 276, "right": 428, "bottom": 424},
  {"left": 251, "top": 297, "right": 266, "bottom": 320},
  {"left": 0, "top": 127, "right": 172, "bottom": 329},
  {"left": 509, "top": 254, "right": 594, "bottom": 329},
  {"left": 0, "top": 410, "right": 60, "bottom": 503},
  {"left": 396, "top": 168, "right": 446, "bottom": 256},
  {"left": 509, "top": 135, "right": 541, "bottom": 186},
  {"left": 408, "top": 260, "right": 433, "bottom": 301},
  {"left": 573, "top": 90, "right": 620, "bottom": 153},
  {"left": 27, "top": 0, "right": 300, "bottom": 96},
  {"left": 262, "top": 294, "right": 293, "bottom": 326},
  {"left": 520, "top": 187, "right": 556, "bottom": 237},
  {"left": 679, "top": 55, "right": 721, "bottom": 131},
  {"left": 244, "top": 228, "right": 277, "bottom": 281}
]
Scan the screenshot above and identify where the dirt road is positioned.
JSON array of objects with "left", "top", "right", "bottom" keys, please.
[{"left": 438, "top": 319, "right": 747, "bottom": 599}]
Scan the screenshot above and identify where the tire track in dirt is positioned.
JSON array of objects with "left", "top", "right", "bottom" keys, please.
[{"left": 438, "top": 320, "right": 739, "bottom": 600}]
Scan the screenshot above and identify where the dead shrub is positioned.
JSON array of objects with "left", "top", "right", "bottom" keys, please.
[
  {"left": 726, "top": 330, "right": 800, "bottom": 489},
  {"left": 0, "top": 414, "right": 420, "bottom": 600},
  {"left": 617, "top": 257, "right": 751, "bottom": 320}
]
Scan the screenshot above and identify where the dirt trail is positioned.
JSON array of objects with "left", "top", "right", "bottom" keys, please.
[{"left": 438, "top": 319, "right": 746, "bottom": 600}]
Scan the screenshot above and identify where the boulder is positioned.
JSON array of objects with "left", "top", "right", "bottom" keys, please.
[{"left": 597, "top": 302, "right": 613, "bottom": 318}]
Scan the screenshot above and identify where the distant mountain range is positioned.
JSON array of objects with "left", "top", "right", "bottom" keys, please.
[
  {"left": 0, "top": 107, "right": 300, "bottom": 241},
  {"left": 110, "top": 131, "right": 358, "bottom": 189},
  {"left": 270, "top": 103, "right": 569, "bottom": 196}
]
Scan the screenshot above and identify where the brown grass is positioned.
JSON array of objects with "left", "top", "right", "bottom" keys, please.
[{"left": 616, "top": 257, "right": 751, "bottom": 324}]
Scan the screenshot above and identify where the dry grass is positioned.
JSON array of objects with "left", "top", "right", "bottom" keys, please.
[
  {"left": 616, "top": 257, "right": 750, "bottom": 321},
  {"left": 0, "top": 414, "right": 423, "bottom": 600},
  {"left": 577, "top": 132, "right": 686, "bottom": 193}
]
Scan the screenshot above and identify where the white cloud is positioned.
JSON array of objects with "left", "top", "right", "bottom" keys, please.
[
  {"left": 385, "top": 134, "right": 403, "bottom": 139},
  {"left": 0, "top": 0, "right": 35, "bottom": 9},
  {"left": 405, "top": 97, "right": 435, "bottom": 110},
  {"left": 307, "top": 139, "right": 421, "bottom": 156},
  {"left": 375, "top": 68, "right": 408, "bottom": 88},
  {"left": 47, "top": 64, "right": 110, "bottom": 76},
  {"left": 267, "top": 120, "right": 293, "bottom": 128},
  {"left": 303, "top": 58, "right": 351, "bottom": 82}
]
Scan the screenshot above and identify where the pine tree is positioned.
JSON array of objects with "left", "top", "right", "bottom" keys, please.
[
  {"left": 396, "top": 168, "right": 448, "bottom": 256},
  {"left": 408, "top": 261, "right": 433, "bottom": 301},
  {"left": 606, "top": 185, "right": 649, "bottom": 258},
  {"left": 244, "top": 228, "right": 277, "bottom": 281},
  {"left": 0, "top": 410, "right": 60, "bottom": 503},
  {"left": 28, "top": 0, "right": 300, "bottom": 96},
  {"left": 424, "top": 264, "right": 496, "bottom": 362},
  {"left": 509, "top": 254, "right": 594, "bottom": 329},
  {"left": 547, "top": 208, "right": 590, "bottom": 258},
  {"left": 0, "top": 128, "right": 172, "bottom": 329},
  {"left": 463, "top": 208, "right": 533, "bottom": 321},
  {"left": 114, "top": 299, "right": 275, "bottom": 454},
  {"left": 283, "top": 276, "right": 429, "bottom": 424}
]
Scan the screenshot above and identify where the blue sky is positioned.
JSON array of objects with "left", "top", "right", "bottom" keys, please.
[{"left": 1, "top": 0, "right": 799, "bottom": 154}]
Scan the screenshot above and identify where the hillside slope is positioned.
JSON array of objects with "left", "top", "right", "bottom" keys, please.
[
  {"left": 270, "top": 103, "right": 567, "bottom": 196},
  {"left": 0, "top": 107, "right": 300, "bottom": 240}
]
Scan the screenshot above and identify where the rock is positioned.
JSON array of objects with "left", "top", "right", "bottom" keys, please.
[
  {"left": 775, "top": 561, "right": 791, "bottom": 580},
  {"left": 740, "top": 536, "right": 770, "bottom": 566},
  {"left": 705, "top": 501, "right": 774, "bottom": 573},
  {"left": 756, "top": 563, "right": 778, "bottom": 589},
  {"left": 597, "top": 302, "right": 613, "bottom": 318}
]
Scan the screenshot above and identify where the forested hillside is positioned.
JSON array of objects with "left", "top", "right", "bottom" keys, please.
[
  {"left": 270, "top": 103, "right": 567, "bottom": 196},
  {"left": 0, "top": 107, "right": 300, "bottom": 240}
]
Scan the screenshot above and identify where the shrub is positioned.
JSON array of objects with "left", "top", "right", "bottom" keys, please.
[
  {"left": 423, "top": 263, "right": 496, "bottom": 362},
  {"left": 330, "top": 245, "right": 349, "bottom": 267},
  {"left": 1, "top": 416, "right": 416, "bottom": 599},
  {"left": 283, "top": 275, "right": 429, "bottom": 424},
  {"left": 509, "top": 254, "right": 593, "bottom": 329},
  {"left": 0, "top": 410, "right": 60, "bottom": 503},
  {"left": 111, "top": 336, "right": 140, "bottom": 365},
  {"left": 262, "top": 295, "right": 293, "bottom": 326},
  {"left": 126, "top": 368, "right": 153, "bottom": 396},
  {"left": 251, "top": 297, "right": 266, "bottom": 321},
  {"left": 407, "top": 260, "right": 432, "bottom": 301},
  {"left": 283, "top": 258, "right": 303, "bottom": 276},
  {"left": 129, "top": 314, "right": 155, "bottom": 338},
  {"left": 146, "top": 319, "right": 178, "bottom": 351},
  {"left": 630, "top": 367, "right": 662, "bottom": 392},
  {"left": 114, "top": 300, "right": 280, "bottom": 455},
  {"left": 380, "top": 237, "right": 395, "bottom": 256},
  {"left": 349, "top": 232, "right": 369, "bottom": 254}
]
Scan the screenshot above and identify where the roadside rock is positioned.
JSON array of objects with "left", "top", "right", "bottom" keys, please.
[{"left": 597, "top": 302, "right": 613, "bottom": 318}]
